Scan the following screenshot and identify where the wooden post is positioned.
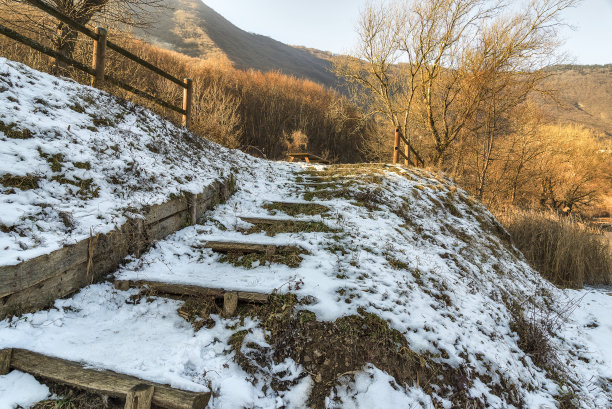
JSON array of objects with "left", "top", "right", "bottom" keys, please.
[
  {"left": 0, "top": 348, "right": 12, "bottom": 375},
  {"left": 404, "top": 132, "right": 410, "bottom": 166},
  {"left": 223, "top": 292, "right": 238, "bottom": 316},
  {"left": 91, "top": 27, "right": 107, "bottom": 86},
  {"left": 189, "top": 193, "right": 197, "bottom": 225},
  {"left": 125, "top": 384, "right": 155, "bottom": 409},
  {"left": 182, "top": 78, "right": 193, "bottom": 128},
  {"left": 393, "top": 126, "right": 400, "bottom": 164}
]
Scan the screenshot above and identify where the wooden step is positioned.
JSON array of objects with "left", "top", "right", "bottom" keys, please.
[
  {"left": 114, "top": 280, "right": 269, "bottom": 304},
  {"left": 202, "top": 241, "right": 282, "bottom": 254},
  {"left": 239, "top": 216, "right": 298, "bottom": 225},
  {"left": 0, "top": 349, "right": 209, "bottom": 409},
  {"left": 287, "top": 152, "right": 330, "bottom": 164}
]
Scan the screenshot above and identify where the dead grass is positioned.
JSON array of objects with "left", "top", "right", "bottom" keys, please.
[
  {"left": 218, "top": 245, "right": 307, "bottom": 268},
  {"left": 0, "top": 4, "right": 375, "bottom": 162},
  {"left": 231, "top": 294, "right": 524, "bottom": 408},
  {"left": 32, "top": 383, "right": 123, "bottom": 409},
  {"left": 0, "top": 173, "right": 41, "bottom": 190},
  {"left": 263, "top": 202, "right": 330, "bottom": 217},
  {"left": 497, "top": 208, "right": 612, "bottom": 288},
  {"left": 0, "top": 120, "right": 33, "bottom": 139},
  {"left": 242, "top": 220, "right": 337, "bottom": 236}
]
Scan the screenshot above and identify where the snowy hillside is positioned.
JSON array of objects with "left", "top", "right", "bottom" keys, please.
[
  {"left": 0, "top": 57, "right": 231, "bottom": 266},
  {"left": 0, "top": 60, "right": 611, "bottom": 409}
]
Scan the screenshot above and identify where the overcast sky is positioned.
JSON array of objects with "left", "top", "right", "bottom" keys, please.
[{"left": 203, "top": 0, "right": 612, "bottom": 65}]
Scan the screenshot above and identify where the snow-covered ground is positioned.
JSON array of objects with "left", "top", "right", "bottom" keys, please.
[
  {"left": 1, "top": 60, "right": 611, "bottom": 408},
  {"left": 0, "top": 57, "right": 231, "bottom": 266}
]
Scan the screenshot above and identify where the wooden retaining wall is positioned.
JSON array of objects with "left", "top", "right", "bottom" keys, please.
[{"left": 0, "top": 177, "right": 233, "bottom": 319}]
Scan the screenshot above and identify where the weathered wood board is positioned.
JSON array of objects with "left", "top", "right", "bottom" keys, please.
[
  {"left": 0, "top": 178, "right": 233, "bottom": 319},
  {"left": 114, "top": 280, "right": 270, "bottom": 303},
  {"left": 2, "top": 348, "right": 209, "bottom": 409}
]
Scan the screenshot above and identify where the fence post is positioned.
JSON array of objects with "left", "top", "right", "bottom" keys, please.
[
  {"left": 182, "top": 78, "right": 193, "bottom": 128},
  {"left": 393, "top": 126, "right": 400, "bottom": 164},
  {"left": 404, "top": 136, "right": 410, "bottom": 167},
  {"left": 91, "top": 27, "right": 107, "bottom": 86}
]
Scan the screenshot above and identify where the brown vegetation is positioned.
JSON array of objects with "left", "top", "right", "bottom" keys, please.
[
  {"left": 0, "top": 1, "right": 374, "bottom": 162},
  {"left": 497, "top": 208, "right": 612, "bottom": 288}
]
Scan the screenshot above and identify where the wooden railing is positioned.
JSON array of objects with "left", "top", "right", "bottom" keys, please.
[
  {"left": 0, "top": 0, "right": 193, "bottom": 127},
  {"left": 392, "top": 127, "right": 424, "bottom": 167}
]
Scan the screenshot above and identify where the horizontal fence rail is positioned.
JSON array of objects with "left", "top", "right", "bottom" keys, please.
[{"left": 1, "top": 0, "right": 193, "bottom": 127}]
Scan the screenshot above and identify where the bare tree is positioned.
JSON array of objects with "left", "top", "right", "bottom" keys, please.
[
  {"left": 2, "top": 0, "right": 163, "bottom": 66},
  {"left": 335, "top": 0, "right": 580, "bottom": 168}
]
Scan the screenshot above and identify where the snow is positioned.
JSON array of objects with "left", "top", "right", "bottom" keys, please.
[
  {"left": 327, "top": 365, "right": 435, "bottom": 409},
  {"left": 0, "top": 371, "right": 50, "bottom": 409},
  {"left": 1, "top": 60, "right": 611, "bottom": 408},
  {"left": 0, "top": 57, "right": 230, "bottom": 266}
]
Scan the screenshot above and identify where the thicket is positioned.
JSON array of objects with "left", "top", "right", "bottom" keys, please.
[
  {"left": 498, "top": 208, "right": 612, "bottom": 288},
  {"left": 0, "top": 3, "right": 374, "bottom": 162}
]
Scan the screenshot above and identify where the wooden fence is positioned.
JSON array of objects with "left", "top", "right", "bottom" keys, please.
[
  {"left": 392, "top": 126, "right": 424, "bottom": 167},
  {"left": 0, "top": 0, "right": 193, "bottom": 127}
]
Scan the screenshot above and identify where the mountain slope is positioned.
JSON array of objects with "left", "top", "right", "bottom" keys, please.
[
  {"left": 135, "top": 0, "right": 339, "bottom": 88},
  {"left": 538, "top": 65, "right": 612, "bottom": 138}
]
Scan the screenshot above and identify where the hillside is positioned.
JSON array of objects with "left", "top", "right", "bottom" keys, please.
[
  {"left": 538, "top": 65, "right": 612, "bottom": 138},
  {"left": 134, "top": 0, "right": 339, "bottom": 88},
  {"left": 133, "top": 1, "right": 612, "bottom": 138},
  {"left": 1, "top": 60, "right": 612, "bottom": 408}
]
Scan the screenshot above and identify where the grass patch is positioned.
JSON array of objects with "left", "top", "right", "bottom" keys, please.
[
  {"left": 219, "top": 245, "right": 306, "bottom": 268},
  {"left": 263, "top": 202, "right": 330, "bottom": 217},
  {"left": 73, "top": 161, "right": 91, "bottom": 170},
  {"left": 0, "top": 121, "right": 33, "bottom": 139},
  {"left": 243, "top": 220, "right": 337, "bottom": 236},
  {"left": 235, "top": 295, "right": 523, "bottom": 408},
  {"left": 498, "top": 208, "right": 612, "bottom": 288},
  {"left": 507, "top": 298, "right": 580, "bottom": 407},
  {"left": 51, "top": 175, "right": 99, "bottom": 199},
  {"left": 177, "top": 296, "right": 218, "bottom": 331},
  {"left": 0, "top": 173, "right": 40, "bottom": 190},
  {"left": 38, "top": 150, "right": 65, "bottom": 172},
  {"left": 32, "top": 384, "right": 123, "bottom": 409}
]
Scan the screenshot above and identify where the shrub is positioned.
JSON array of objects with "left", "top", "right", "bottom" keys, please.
[
  {"left": 497, "top": 208, "right": 612, "bottom": 288},
  {"left": 0, "top": 4, "right": 375, "bottom": 162}
]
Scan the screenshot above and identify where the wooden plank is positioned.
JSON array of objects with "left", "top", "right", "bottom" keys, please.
[
  {"left": 105, "top": 76, "right": 185, "bottom": 115},
  {"left": 239, "top": 217, "right": 300, "bottom": 225},
  {"left": 0, "top": 23, "right": 96, "bottom": 77},
  {"left": 113, "top": 280, "right": 269, "bottom": 303},
  {"left": 144, "top": 197, "right": 189, "bottom": 225},
  {"left": 7, "top": 349, "right": 209, "bottom": 409},
  {"left": 0, "top": 349, "right": 11, "bottom": 375},
  {"left": 146, "top": 212, "right": 189, "bottom": 243},
  {"left": 0, "top": 240, "right": 89, "bottom": 298},
  {"left": 286, "top": 152, "right": 329, "bottom": 164},
  {"left": 125, "top": 384, "right": 154, "bottom": 409},
  {"left": 203, "top": 241, "right": 277, "bottom": 254}
]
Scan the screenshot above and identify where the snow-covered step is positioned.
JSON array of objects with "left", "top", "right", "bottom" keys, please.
[
  {"left": 0, "top": 348, "right": 210, "bottom": 409},
  {"left": 114, "top": 280, "right": 269, "bottom": 304},
  {"left": 203, "top": 241, "right": 287, "bottom": 253}
]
